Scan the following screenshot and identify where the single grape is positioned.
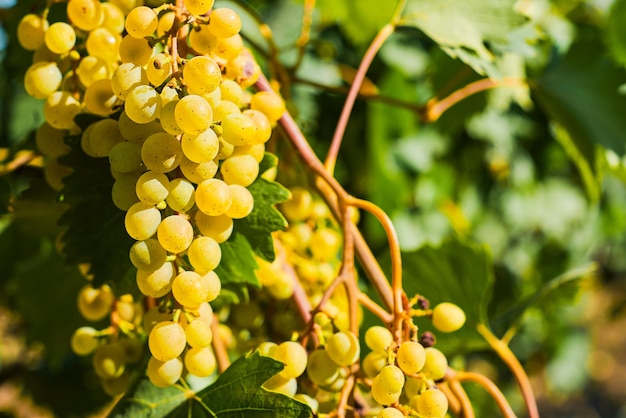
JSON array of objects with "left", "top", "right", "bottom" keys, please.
[
  {"left": 187, "top": 236, "right": 222, "bottom": 273},
  {"left": 174, "top": 94, "right": 213, "bottom": 135},
  {"left": 17, "top": 14, "right": 48, "bottom": 51},
  {"left": 250, "top": 91, "right": 286, "bottom": 124},
  {"left": 136, "top": 261, "right": 176, "bottom": 298},
  {"left": 371, "top": 365, "right": 405, "bottom": 406},
  {"left": 148, "top": 320, "right": 186, "bottom": 361},
  {"left": 136, "top": 171, "right": 170, "bottom": 205},
  {"left": 272, "top": 341, "right": 308, "bottom": 379},
  {"left": 125, "top": 85, "right": 162, "bottom": 124},
  {"left": 119, "top": 35, "right": 153, "bottom": 66},
  {"left": 421, "top": 347, "right": 448, "bottom": 381},
  {"left": 84, "top": 78, "right": 117, "bottom": 116},
  {"left": 86, "top": 27, "right": 121, "bottom": 62},
  {"left": 212, "top": 100, "right": 240, "bottom": 123},
  {"left": 396, "top": 341, "right": 426, "bottom": 375},
  {"left": 220, "top": 154, "right": 259, "bottom": 187},
  {"left": 89, "top": 119, "right": 125, "bottom": 157},
  {"left": 195, "top": 212, "right": 233, "bottom": 243},
  {"left": 141, "top": 132, "right": 183, "bottom": 174},
  {"left": 77, "top": 55, "right": 111, "bottom": 88},
  {"left": 36, "top": 123, "right": 69, "bottom": 158},
  {"left": 184, "top": 319, "right": 213, "bottom": 348},
  {"left": 207, "top": 8, "right": 242, "bottom": 38},
  {"left": 365, "top": 325, "right": 393, "bottom": 355},
  {"left": 24, "top": 62, "right": 62, "bottom": 99},
  {"left": 147, "top": 356, "right": 183, "bottom": 387},
  {"left": 306, "top": 349, "right": 340, "bottom": 386},
  {"left": 67, "top": 0, "right": 104, "bottom": 32},
  {"left": 125, "top": 6, "right": 158, "bottom": 38},
  {"left": 362, "top": 351, "right": 387, "bottom": 379},
  {"left": 179, "top": 155, "right": 219, "bottom": 184},
  {"left": 129, "top": 239, "right": 167, "bottom": 271},
  {"left": 183, "top": 56, "right": 221, "bottom": 94},
  {"left": 112, "top": 172, "right": 141, "bottom": 211},
  {"left": 221, "top": 113, "right": 257, "bottom": 146},
  {"left": 43, "top": 91, "right": 81, "bottom": 130},
  {"left": 257, "top": 341, "right": 278, "bottom": 357},
  {"left": 172, "top": 270, "right": 209, "bottom": 308},
  {"left": 93, "top": 342, "right": 126, "bottom": 379},
  {"left": 157, "top": 215, "right": 194, "bottom": 254},
  {"left": 377, "top": 407, "right": 404, "bottom": 418},
  {"left": 225, "top": 184, "right": 254, "bottom": 219},
  {"left": 77, "top": 284, "right": 114, "bottom": 321},
  {"left": 411, "top": 388, "right": 449, "bottom": 418},
  {"left": 431, "top": 302, "right": 466, "bottom": 333},
  {"left": 111, "top": 63, "right": 148, "bottom": 100},
  {"left": 109, "top": 142, "right": 142, "bottom": 173},
  {"left": 101, "top": 2, "right": 125, "bottom": 34},
  {"left": 181, "top": 129, "right": 219, "bottom": 163},
  {"left": 44, "top": 22, "right": 76, "bottom": 54},
  {"left": 263, "top": 374, "right": 297, "bottom": 397},
  {"left": 280, "top": 188, "right": 312, "bottom": 222},
  {"left": 184, "top": 0, "right": 215, "bottom": 16},
  {"left": 326, "top": 330, "right": 360, "bottom": 366},
  {"left": 147, "top": 53, "right": 173, "bottom": 87},
  {"left": 102, "top": 370, "right": 132, "bottom": 396},
  {"left": 166, "top": 178, "right": 196, "bottom": 212},
  {"left": 184, "top": 346, "right": 217, "bottom": 377},
  {"left": 71, "top": 326, "right": 99, "bottom": 356},
  {"left": 242, "top": 109, "right": 272, "bottom": 144},
  {"left": 195, "top": 178, "right": 232, "bottom": 216},
  {"left": 125, "top": 202, "right": 161, "bottom": 241}
]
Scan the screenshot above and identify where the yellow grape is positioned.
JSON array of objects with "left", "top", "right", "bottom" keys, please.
[
  {"left": 250, "top": 91, "right": 286, "bottom": 124},
  {"left": 109, "top": 142, "right": 142, "bottom": 174},
  {"left": 421, "top": 347, "right": 448, "bottom": 381},
  {"left": 264, "top": 375, "right": 297, "bottom": 397},
  {"left": 202, "top": 270, "right": 222, "bottom": 302},
  {"left": 125, "top": 85, "right": 162, "bottom": 124},
  {"left": 141, "top": 132, "right": 183, "bottom": 173},
  {"left": 125, "top": 202, "right": 161, "bottom": 240},
  {"left": 136, "top": 261, "right": 176, "bottom": 297},
  {"left": 195, "top": 178, "right": 232, "bottom": 216},
  {"left": 219, "top": 80, "right": 243, "bottom": 106},
  {"left": 174, "top": 94, "right": 213, "bottom": 135},
  {"left": 272, "top": 341, "right": 308, "bottom": 379},
  {"left": 371, "top": 365, "right": 404, "bottom": 406},
  {"left": 17, "top": 14, "right": 48, "bottom": 51},
  {"left": 280, "top": 187, "right": 312, "bottom": 222},
  {"left": 157, "top": 215, "right": 194, "bottom": 254},
  {"left": 112, "top": 172, "right": 141, "bottom": 210},
  {"left": 136, "top": 171, "right": 170, "bottom": 205},
  {"left": 112, "top": 63, "right": 148, "bottom": 100},
  {"left": 326, "top": 331, "right": 360, "bottom": 366},
  {"left": 44, "top": 22, "right": 76, "bottom": 54},
  {"left": 147, "top": 356, "right": 183, "bottom": 387},
  {"left": 212, "top": 99, "right": 240, "bottom": 122},
  {"left": 89, "top": 119, "right": 124, "bottom": 157},
  {"left": 76, "top": 55, "right": 111, "bottom": 88},
  {"left": 307, "top": 349, "right": 340, "bottom": 386},
  {"left": 195, "top": 212, "right": 233, "bottom": 243},
  {"left": 156, "top": 11, "right": 176, "bottom": 37},
  {"left": 166, "top": 178, "right": 196, "bottom": 212},
  {"left": 125, "top": 6, "right": 158, "bottom": 39},
  {"left": 184, "top": 0, "right": 215, "bottom": 16},
  {"left": 225, "top": 184, "right": 254, "bottom": 219},
  {"left": 242, "top": 109, "right": 272, "bottom": 144},
  {"left": 187, "top": 236, "right": 222, "bottom": 273},
  {"left": 102, "top": 371, "right": 132, "bottom": 397},
  {"left": 86, "top": 28, "right": 121, "bottom": 62},
  {"left": 147, "top": 53, "right": 173, "bottom": 86},
  {"left": 119, "top": 35, "right": 153, "bottom": 66},
  {"left": 143, "top": 307, "right": 172, "bottom": 334},
  {"left": 36, "top": 123, "right": 69, "bottom": 158},
  {"left": 310, "top": 227, "right": 342, "bottom": 261},
  {"left": 159, "top": 100, "right": 184, "bottom": 136},
  {"left": 67, "top": 0, "right": 104, "bottom": 31},
  {"left": 396, "top": 341, "right": 426, "bottom": 375},
  {"left": 184, "top": 319, "right": 213, "bottom": 348},
  {"left": 231, "top": 143, "right": 266, "bottom": 162},
  {"left": 207, "top": 8, "right": 242, "bottom": 38},
  {"left": 118, "top": 110, "right": 164, "bottom": 143},
  {"left": 43, "top": 91, "right": 81, "bottom": 130},
  {"left": 411, "top": 388, "right": 448, "bottom": 418},
  {"left": 220, "top": 155, "right": 259, "bottom": 187},
  {"left": 129, "top": 239, "right": 167, "bottom": 271},
  {"left": 172, "top": 271, "right": 210, "bottom": 308},
  {"left": 221, "top": 113, "right": 257, "bottom": 146},
  {"left": 184, "top": 347, "right": 217, "bottom": 377},
  {"left": 77, "top": 284, "right": 114, "bottom": 322},
  {"left": 93, "top": 342, "right": 126, "bottom": 379},
  {"left": 210, "top": 34, "right": 244, "bottom": 62},
  {"left": 362, "top": 351, "right": 387, "bottom": 379},
  {"left": 377, "top": 407, "right": 404, "bottom": 418},
  {"left": 149, "top": 320, "right": 186, "bottom": 361},
  {"left": 182, "top": 56, "right": 221, "bottom": 95},
  {"left": 257, "top": 341, "right": 278, "bottom": 357},
  {"left": 24, "top": 62, "right": 62, "bottom": 99},
  {"left": 101, "top": 2, "right": 126, "bottom": 34},
  {"left": 181, "top": 129, "right": 219, "bottom": 163},
  {"left": 431, "top": 302, "right": 466, "bottom": 333},
  {"left": 179, "top": 156, "right": 218, "bottom": 184},
  {"left": 71, "top": 326, "right": 99, "bottom": 356}
]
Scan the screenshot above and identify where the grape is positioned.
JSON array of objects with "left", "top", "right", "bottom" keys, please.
[
  {"left": 242, "top": 109, "right": 272, "bottom": 144},
  {"left": 272, "top": 341, "right": 307, "bottom": 379},
  {"left": 143, "top": 307, "right": 172, "bottom": 333},
  {"left": 125, "top": 85, "right": 162, "bottom": 124},
  {"left": 212, "top": 100, "right": 240, "bottom": 122},
  {"left": 36, "top": 123, "right": 69, "bottom": 158},
  {"left": 112, "top": 63, "right": 148, "bottom": 100},
  {"left": 67, "top": 0, "right": 103, "bottom": 32},
  {"left": 174, "top": 94, "right": 213, "bottom": 135},
  {"left": 149, "top": 320, "right": 186, "bottom": 361},
  {"left": 371, "top": 365, "right": 405, "bottom": 406},
  {"left": 219, "top": 80, "right": 244, "bottom": 106},
  {"left": 172, "top": 270, "right": 209, "bottom": 308},
  {"left": 119, "top": 35, "right": 153, "bottom": 65},
  {"left": 365, "top": 325, "right": 393, "bottom": 355},
  {"left": 221, "top": 113, "right": 257, "bottom": 146},
  {"left": 86, "top": 28, "right": 121, "bottom": 62},
  {"left": 112, "top": 172, "right": 141, "bottom": 210},
  {"left": 326, "top": 331, "right": 360, "bottom": 366},
  {"left": 188, "top": 301, "right": 214, "bottom": 327},
  {"left": 118, "top": 111, "right": 164, "bottom": 143},
  {"left": 263, "top": 374, "right": 297, "bottom": 397},
  {"left": 187, "top": 237, "right": 221, "bottom": 273},
  {"left": 77, "top": 284, "right": 114, "bottom": 322},
  {"left": 157, "top": 215, "right": 194, "bottom": 254},
  {"left": 294, "top": 394, "right": 319, "bottom": 413},
  {"left": 125, "top": 6, "right": 158, "bottom": 38},
  {"left": 43, "top": 91, "right": 81, "bottom": 130},
  {"left": 195, "top": 212, "right": 233, "bottom": 243},
  {"left": 181, "top": 129, "right": 219, "bottom": 163},
  {"left": 109, "top": 142, "right": 142, "bottom": 173},
  {"left": 319, "top": 366, "right": 347, "bottom": 393},
  {"left": 411, "top": 388, "right": 448, "bottom": 418},
  {"left": 71, "top": 326, "right": 99, "bottom": 356},
  {"left": 89, "top": 119, "right": 125, "bottom": 157},
  {"left": 93, "top": 342, "right": 126, "bottom": 379},
  {"left": 431, "top": 302, "right": 466, "bottom": 333},
  {"left": 257, "top": 341, "right": 278, "bottom": 357},
  {"left": 125, "top": 202, "right": 161, "bottom": 241},
  {"left": 202, "top": 270, "right": 222, "bottom": 302},
  {"left": 421, "top": 347, "right": 448, "bottom": 381},
  {"left": 185, "top": 319, "right": 213, "bottom": 348},
  {"left": 156, "top": 10, "right": 176, "bottom": 37},
  {"left": 136, "top": 171, "right": 169, "bottom": 205},
  {"left": 362, "top": 351, "right": 387, "bottom": 379},
  {"left": 45, "top": 22, "right": 76, "bottom": 54},
  {"left": 118, "top": 337, "right": 144, "bottom": 363},
  {"left": 184, "top": 0, "right": 215, "bottom": 16},
  {"left": 211, "top": 34, "right": 245, "bottom": 61},
  {"left": 24, "top": 62, "right": 62, "bottom": 99},
  {"left": 396, "top": 341, "right": 426, "bottom": 375},
  {"left": 102, "top": 370, "right": 131, "bottom": 396},
  {"left": 183, "top": 56, "right": 222, "bottom": 95},
  {"left": 166, "top": 178, "right": 196, "bottom": 212},
  {"left": 306, "top": 349, "right": 340, "bottom": 386},
  {"left": 207, "top": 8, "right": 242, "bottom": 38},
  {"left": 147, "top": 53, "right": 173, "bottom": 86},
  {"left": 377, "top": 407, "right": 404, "bottom": 418},
  {"left": 231, "top": 143, "right": 266, "bottom": 162},
  {"left": 102, "top": 2, "right": 126, "bottom": 34},
  {"left": 77, "top": 55, "right": 111, "bottom": 88},
  {"left": 129, "top": 239, "right": 167, "bottom": 271},
  {"left": 195, "top": 178, "right": 232, "bottom": 216},
  {"left": 17, "top": 14, "right": 48, "bottom": 51},
  {"left": 136, "top": 261, "right": 176, "bottom": 297},
  {"left": 280, "top": 188, "right": 312, "bottom": 222},
  {"left": 147, "top": 356, "right": 183, "bottom": 387},
  {"left": 220, "top": 155, "right": 259, "bottom": 187},
  {"left": 141, "top": 132, "right": 183, "bottom": 173},
  {"left": 201, "top": 88, "right": 222, "bottom": 108},
  {"left": 250, "top": 91, "right": 286, "bottom": 124},
  {"left": 84, "top": 78, "right": 117, "bottom": 116},
  {"left": 217, "top": 137, "right": 235, "bottom": 159},
  {"left": 184, "top": 346, "right": 217, "bottom": 377},
  {"left": 225, "top": 184, "right": 254, "bottom": 219},
  {"left": 159, "top": 101, "right": 184, "bottom": 136},
  {"left": 179, "top": 156, "right": 219, "bottom": 184}
]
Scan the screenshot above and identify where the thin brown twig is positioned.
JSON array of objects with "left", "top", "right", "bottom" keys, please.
[{"left": 211, "top": 316, "right": 230, "bottom": 373}]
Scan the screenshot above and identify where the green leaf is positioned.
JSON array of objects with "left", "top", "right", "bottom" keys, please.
[
  {"left": 401, "top": 238, "right": 494, "bottom": 351},
  {"left": 533, "top": 40, "right": 626, "bottom": 156},
  {"left": 169, "top": 351, "right": 313, "bottom": 418},
  {"left": 234, "top": 177, "right": 289, "bottom": 261},
  {"left": 58, "top": 135, "right": 136, "bottom": 293},
  {"left": 108, "top": 373, "right": 187, "bottom": 418},
  {"left": 402, "top": 0, "right": 526, "bottom": 76},
  {"left": 606, "top": 0, "right": 626, "bottom": 66},
  {"left": 214, "top": 231, "right": 260, "bottom": 288}
]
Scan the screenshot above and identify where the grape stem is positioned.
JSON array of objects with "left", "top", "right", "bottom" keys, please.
[
  {"left": 0, "top": 150, "right": 39, "bottom": 176},
  {"left": 448, "top": 378, "right": 476, "bottom": 418},
  {"left": 439, "top": 382, "right": 462, "bottom": 416},
  {"left": 211, "top": 316, "right": 230, "bottom": 373}
]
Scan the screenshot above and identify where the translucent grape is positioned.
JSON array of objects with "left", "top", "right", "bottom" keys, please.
[
  {"left": 143, "top": 307, "right": 172, "bottom": 333},
  {"left": 147, "top": 53, "right": 173, "bottom": 86},
  {"left": 89, "top": 119, "right": 125, "bottom": 157},
  {"left": 263, "top": 375, "right": 297, "bottom": 397},
  {"left": 84, "top": 79, "right": 117, "bottom": 116},
  {"left": 231, "top": 143, "right": 266, "bottom": 162},
  {"left": 242, "top": 109, "right": 272, "bottom": 144},
  {"left": 184, "top": 0, "right": 215, "bottom": 16},
  {"left": 45, "top": 22, "right": 76, "bottom": 54},
  {"left": 257, "top": 341, "right": 278, "bottom": 357},
  {"left": 188, "top": 25, "right": 217, "bottom": 56},
  {"left": 377, "top": 407, "right": 404, "bottom": 418},
  {"left": 250, "top": 91, "right": 286, "bottom": 124},
  {"left": 271, "top": 341, "right": 307, "bottom": 379},
  {"left": 221, "top": 113, "right": 257, "bottom": 146},
  {"left": 148, "top": 320, "right": 186, "bottom": 361},
  {"left": 111, "top": 63, "right": 148, "bottom": 100},
  {"left": 421, "top": 347, "right": 448, "bottom": 381},
  {"left": 219, "top": 80, "right": 243, "bottom": 106},
  {"left": 125, "top": 85, "right": 162, "bottom": 124},
  {"left": 431, "top": 302, "right": 466, "bottom": 333},
  {"left": 125, "top": 6, "right": 158, "bottom": 38},
  {"left": 207, "top": 8, "right": 242, "bottom": 38},
  {"left": 202, "top": 270, "right": 221, "bottom": 302},
  {"left": 371, "top": 365, "right": 405, "bottom": 406},
  {"left": 44, "top": 91, "right": 81, "bottom": 130},
  {"left": 326, "top": 331, "right": 360, "bottom": 366},
  {"left": 129, "top": 239, "right": 167, "bottom": 271},
  {"left": 101, "top": 2, "right": 126, "bottom": 34},
  {"left": 396, "top": 341, "right": 426, "bottom": 375},
  {"left": 157, "top": 215, "right": 194, "bottom": 253},
  {"left": 185, "top": 319, "right": 213, "bottom": 348},
  {"left": 225, "top": 184, "right": 254, "bottom": 219},
  {"left": 109, "top": 142, "right": 142, "bottom": 173},
  {"left": 36, "top": 123, "right": 69, "bottom": 158},
  {"left": 147, "top": 356, "right": 183, "bottom": 387},
  {"left": 71, "top": 326, "right": 99, "bottom": 356},
  {"left": 412, "top": 388, "right": 448, "bottom": 418},
  {"left": 174, "top": 94, "right": 213, "bottom": 135},
  {"left": 187, "top": 236, "right": 221, "bottom": 273},
  {"left": 159, "top": 100, "right": 184, "bottom": 136},
  {"left": 195, "top": 178, "right": 232, "bottom": 216},
  {"left": 141, "top": 132, "right": 182, "bottom": 173},
  {"left": 93, "top": 342, "right": 126, "bottom": 378},
  {"left": 67, "top": 0, "right": 103, "bottom": 31},
  {"left": 362, "top": 351, "right": 387, "bottom": 379},
  {"left": 185, "top": 346, "right": 217, "bottom": 377},
  {"left": 211, "top": 34, "right": 244, "bottom": 61},
  {"left": 24, "top": 62, "right": 62, "bottom": 99},
  {"left": 280, "top": 188, "right": 312, "bottom": 222},
  {"left": 181, "top": 129, "right": 219, "bottom": 163},
  {"left": 166, "top": 178, "right": 195, "bottom": 212},
  {"left": 76, "top": 55, "right": 111, "bottom": 88},
  {"left": 136, "top": 261, "right": 176, "bottom": 297},
  {"left": 86, "top": 28, "right": 121, "bottom": 62},
  {"left": 172, "top": 270, "right": 209, "bottom": 308},
  {"left": 17, "top": 14, "right": 48, "bottom": 51},
  {"left": 119, "top": 35, "right": 153, "bottom": 65},
  {"left": 77, "top": 284, "right": 114, "bottom": 322},
  {"left": 125, "top": 202, "right": 161, "bottom": 240},
  {"left": 179, "top": 156, "right": 218, "bottom": 184},
  {"left": 136, "top": 171, "right": 170, "bottom": 205},
  {"left": 212, "top": 99, "right": 240, "bottom": 122},
  {"left": 156, "top": 11, "right": 176, "bottom": 37},
  {"left": 220, "top": 155, "right": 259, "bottom": 187},
  {"left": 195, "top": 212, "right": 233, "bottom": 243},
  {"left": 118, "top": 110, "right": 164, "bottom": 143},
  {"left": 112, "top": 172, "right": 141, "bottom": 210},
  {"left": 310, "top": 227, "right": 342, "bottom": 261},
  {"left": 182, "top": 56, "right": 221, "bottom": 94},
  {"left": 306, "top": 349, "right": 340, "bottom": 386}
]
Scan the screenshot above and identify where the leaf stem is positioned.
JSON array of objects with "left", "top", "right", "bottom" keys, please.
[
  {"left": 448, "top": 377, "right": 476, "bottom": 418},
  {"left": 211, "top": 316, "right": 231, "bottom": 373}
]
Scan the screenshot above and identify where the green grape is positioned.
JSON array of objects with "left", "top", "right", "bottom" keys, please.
[
  {"left": 141, "top": 132, "right": 182, "bottom": 173},
  {"left": 81, "top": 123, "right": 98, "bottom": 157},
  {"left": 111, "top": 63, "right": 149, "bottom": 100},
  {"left": 263, "top": 374, "right": 297, "bottom": 397},
  {"left": 220, "top": 154, "right": 259, "bottom": 187},
  {"left": 17, "top": 14, "right": 48, "bottom": 51},
  {"left": 136, "top": 261, "right": 176, "bottom": 297},
  {"left": 172, "top": 270, "right": 209, "bottom": 308},
  {"left": 411, "top": 388, "right": 448, "bottom": 418},
  {"left": 184, "top": 0, "right": 215, "bottom": 16},
  {"left": 102, "top": 370, "right": 132, "bottom": 396},
  {"left": 195, "top": 178, "right": 232, "bottom": 216},
  {"left": 242, "top": 109, "right": 272, "bottom": 145},
  {"left": 125, "top": 202, "right": 161, "bottom": 240},
  {"left": 181, "top": 129, "right": 219, "bottom": 163},
  {"left": 318, "top": 366, "right": 347, "bottom": 393},
  {"left": 136, "top": 171, "right": 170, "bottom": 205},
  {"left": 112, "top": 171, "right": 141, "bottom": 210},
  {"left": 225, "top": 184, "right": 254, "bottom": 219},
  {"left": 44, "top": 22, "right": 76, "bottom": 54},
  {"left": 71, "top": 326, "right": 99, "bottom": 356},
  {"left": 272, "top": 341, "right": 307, "bottom": 379},
  {"left": 257, "top": 341, "right": 278, "bottom": 357},
  {"left": 149, "top": 320, "right": 186, "bottom": 361},
  {"left": 157, "top": 215, "right": 194, "bottom": 254},
  {"left": 194, "top": 212, "right": 233, "bottom": 242},
  {"left": 119, "top": 35, "right": 154, "bottom": 65},
  {"left": 403, "top": 376, "right": 423, "bottom": 399},
  {"left": 377, "top": 407, "right": 404, "bottom": 418},
  {"left": 43, "top": 91, "right": 81, "bottom": 130},
  {"left": 221, "top": 113, "right": 257, "bottom": 146},
  {"left": 182, "top": 56, "right": 221, "bottom": 94},
  {"left": 89, "top": 119, "right": 125, "bottom": 158},
  {"left": 179, "top": 155, "right": 218, "bottom": 184},
  {"left": 396, "top": 341, "right": 426, "bottom": 375},
  {"left": 77, "top": 284, "right": 114, "bottom": 322},
  {"left": 250, "top": 90, "right": 286, "bottom": 124},
  {"left": 326, "top": 331, "right": 360, "bottom": 366},
  {"left": 36, "top": 122, "right": 69, "bottom": 158},
  {"left": 421, "top": 347, "right": 448, "bottom": 381},
  {"left": 371, "top": 365, "right": 405, "bottom": 406},
  {"left": 77, "top": 55, "right": 111, "bottom": 88},
  {"left": 207, "top": 8, "right": 242, "bottom": 38},
  {"left": 166, "top": 178, "right": 195, "bottom": 212},
  {"left": 231, "top": 143, "right": 266, "bottom": 162},
  {"left": 187, "top": 236, "right": 221, "bottom": 273},
  {"left": 219, "top": 80, "right": 243, "bottom": 106},
  {"left": 159, "top": 101, "right": 184, "bottom": 135},
  {"left": 174, "top": 94, "right": 213, "bottom": 135},
  {"left": 118, "top": 110, "right": 164, "bottom": 143},
  {"left": 86, "top": 28, "right": 121, "bottom": 62},
  {"left": 84, "top": 78, "right": 117, "bottom": 116},
  {"left": 67, "top": 0, "right": 103, "bottom": 32},
  {"left": 365, "top": 325, "right": 393, "bottom": 355},
  {"left": 147, "top": 356, "right": 183, "bottom": 387},
  {"left": 185, "top": 319, "right": 213, "bottom": 348},
  {"left": 147, "top": 53, "right": 173, "bottom": 87},
  {"left": 306, "top": 349, "right": 340, "bottom": 386},
  {"left": 125, "top": 85, "right": 162, "bottom": 124},
  {"left": 109, "top": 142, "right": 142, "bottom": 173},
  {"left": 362, "top": 351, "right": 387, "bottom": 379},
  {"left": 102, "top": 2, "right": 126, "bottom": 34},
  {"left": 125, "top": 6, "right": 158, "bottom": 38},
  {"left": 24, "top": 62, "right": 62, "bottom": 99},
  {"left": 432, "top": 302, "right": 466, "bottom": 333},
  {"left": 184, "top": 346, "right": 217, "bottom": 377},
  {"left": 212, "top": 100, "right": 240, "bottom": 122},
  {"left": 280, "top": 187, "right": 312, "bottom": 222},
  {"left": 118, "top": 337, "right": 144, "bottom": 363},
  {"left": 93, "top": 342, "right": 126, "bottom": 379},
  {"left": 129, "top": 239, "right": 167, "bottom": 271}
]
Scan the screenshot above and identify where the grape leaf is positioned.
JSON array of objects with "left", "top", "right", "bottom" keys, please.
[
  {"left": 169, "top": 351, "right": 313, "bottom": 418},
  {"left": 214, "top": 231, "right": 259, "bottom": 288},
  {"left": 606, "top": 0, "right": 626, "bottom": 66}
]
